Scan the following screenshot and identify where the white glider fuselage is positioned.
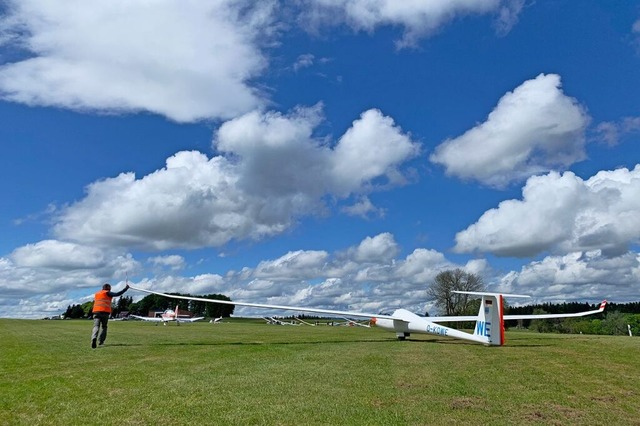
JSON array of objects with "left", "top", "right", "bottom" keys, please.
[{"left": 373, "top": 309, "right": 488, "bottom": 344}]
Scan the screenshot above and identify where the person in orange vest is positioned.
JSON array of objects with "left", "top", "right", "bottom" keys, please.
[{"left": 91, "top": 282, "right": 129, "bottom": 348}]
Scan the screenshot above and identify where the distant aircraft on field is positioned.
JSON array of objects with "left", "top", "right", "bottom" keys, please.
[
  {"left": 130, "top": 305, "right": 205, "bottom": 326},
  {"left": 263, "top": 317, "right": 299, "bottom": 325},
  {"left": 293, "top": 317, "right": 316, "bottom": 326},
  {"left": 129, "top": 285, "right": 606, "bottom": 346},
  {"left": 341, "top": 317, "right": 371, "bottom": 328}
]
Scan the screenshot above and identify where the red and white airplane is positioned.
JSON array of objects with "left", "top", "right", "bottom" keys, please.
[
  {"left": 131, "top": 305, "right": 204, "bottom": 326},
  {"left": 129, "top": 285, "right": 606, "bottom": 345}
]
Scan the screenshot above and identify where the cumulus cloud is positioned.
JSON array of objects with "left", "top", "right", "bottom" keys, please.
[
  {"left": 341, "top": 196, "right": 384, "bottom": 218},
  {"left": 53, "top": 107, "right": 418, "bottom": 250},
  {"left": 1, "top": 240, "right": 137, "bottom": 299},
  {"left": 430, "top": 73, "right": 590, "bottom": 188},
  {"left": 454, "top": 165, "right": 640, "bottom": 257},
  {"left": 330, "top": 109, "right": 420, "bottom": 194},
  {"left": 254, "top": 250, "right": 329, "bottom": 280},
  {"left": 349, "top": 233, "right": 399, "bottom": 263},
  {"left": 148, "top": 255, "right": 185, "bottom": 271},
  {"left": 0, "top": 0, "right": 529, "bottom": 122},
  {"left": 0, "top": 1, "right": 275, "bottom": 122},
  {"left": 497, "top": 250, "right": 640, "bottom": 302},
  {"left": 133, "top": 232, "right": 470, "bottom": 315},
  {"left": 300, "top": 0, "right": 522, "bottom": 47},
  {"left": 11, "top": 240, "right": 108, "bottom": 270}
]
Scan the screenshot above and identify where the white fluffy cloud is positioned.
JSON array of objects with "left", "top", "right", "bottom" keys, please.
[
  {"left": 2, "top": 240, "right": 137, "bottom": 298},
  {"left": 0, "top": 1, "right": 275, "bottom": 122},
  {"left": 11, "top": 240, "right": 108, "bottom": 270},
  {"left": 0, "top": 1, "right": 527, "bottom": 121},
  {"left": 454, "top": 165, "right": 640, "bottom": 257},
  {"left": 349, "top": 233, "right": 399, "bottom": 263},
  {"left": 430, "top": 74, "right": 590, "bottom": 187},
  {"left": 148, "top": 255, "right": 186, "bottom": 271},
  {"left": 498, "top": 251, "right": 640, "bottom": 302},
  {"left": 341, "top": 196, "right": 385, "bottom": 218},
  {"left": 330, "top": 109, "right": 420, "bottom": 195},
  {"left": 254, "top": 250, "right": 329, "bottom": 280},
  {"left": 142, "top": 233, "right": 478, "bottom": 315},
  {"left": 53, "top": 107, "right": 418, "bottom": 250},
  {"left": 302, "top": 0, "right": 519, "bottom": 47}
]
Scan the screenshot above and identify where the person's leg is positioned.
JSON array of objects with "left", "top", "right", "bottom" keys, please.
[
  {"left": 99, "top": 315, "right": 108, "bottom": 345},
  {"left": 91, "top": 317, "right": 101, "bottom": 348}
]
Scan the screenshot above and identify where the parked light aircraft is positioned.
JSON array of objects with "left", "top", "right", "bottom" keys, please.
[
  {"left": 129, "top": 285, "right": 606, "bottom": 346},
  {"left": 130, "top": 305, "right": 205, "bottom": 325}
]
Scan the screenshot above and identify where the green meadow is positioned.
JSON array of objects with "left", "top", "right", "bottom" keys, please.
[{"left": 1, "top": 319, "right": 638, "bottom": 425}]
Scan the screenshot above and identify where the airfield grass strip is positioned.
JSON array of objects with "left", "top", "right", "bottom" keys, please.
[{"left": 1, "top": 319, "right": 638, "bottom": 425}]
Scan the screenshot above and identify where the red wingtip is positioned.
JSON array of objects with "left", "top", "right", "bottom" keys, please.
[{"left": 600, "top": 300, "right": 607, "bottom": 311}]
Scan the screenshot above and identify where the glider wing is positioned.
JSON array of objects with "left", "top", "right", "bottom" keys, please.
[{"left": 129, "top": 285, "right": 397, "bottom": 320}]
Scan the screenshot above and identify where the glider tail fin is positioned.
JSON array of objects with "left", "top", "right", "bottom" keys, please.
[
  {"left": 471, "top": 294, "right": 505, "bottom": 346},
  {"left": 454, "top": 291, "right": 529, "bottom": 346}
]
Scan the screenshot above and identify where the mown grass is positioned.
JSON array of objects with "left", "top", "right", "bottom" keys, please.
[{"left": 1, "top": 319, "right": 638, "bottom": 425}]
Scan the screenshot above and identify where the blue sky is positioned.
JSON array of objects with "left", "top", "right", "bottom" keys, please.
[{"left": 1, "top": 1, "right": 639, "bottom": 318}]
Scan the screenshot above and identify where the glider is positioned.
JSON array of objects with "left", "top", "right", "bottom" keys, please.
[
  {"left": 293, "top": 317, "right": 316, "bottom": 326},
  {"left": 263, "top": 316, "right": 299, "bottom": 325},
  {"left": 130, "top": 305, "right": 205, "bottom": 325},
  {"left": 129, "top": 285, "right": 606, "bottom": 346}
]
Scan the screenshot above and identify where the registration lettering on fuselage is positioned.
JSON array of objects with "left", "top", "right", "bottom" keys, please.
[{"left": 425, "top": 324, "right": 448, "bottom": 336}]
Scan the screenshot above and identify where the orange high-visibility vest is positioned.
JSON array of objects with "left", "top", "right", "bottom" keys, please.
[{"left": 93, "top": 290, "right": 112, "bottom": 313}]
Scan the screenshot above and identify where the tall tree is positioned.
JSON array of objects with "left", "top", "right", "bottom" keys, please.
[
  {"left": 201, "top": 294, "right": 234, "bottom": 318},
  {"left": 427, "top": 269, "right": 484, "bottom": 315}
]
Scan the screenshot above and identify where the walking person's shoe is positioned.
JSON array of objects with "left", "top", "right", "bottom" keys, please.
[{"left": 91, "top": 338, "right": 97, "bottom": 349}]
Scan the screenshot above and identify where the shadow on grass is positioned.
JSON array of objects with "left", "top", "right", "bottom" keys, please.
[
  {"left": 101, "top": 339, "right": 550, "bottom": 348},
  {"left": 404, "top": 336, "right": 551, "bottom": 347},
  {"left": 106, "top": 333, "right": 555, "bottom": 348},
  {"left": 100, "top": 343, "right": 145, "bottom": 347},
  {"left": 154, "top": 338, "right": 396, "bottom": 347}
]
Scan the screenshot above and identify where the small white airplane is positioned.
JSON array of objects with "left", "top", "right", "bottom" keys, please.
[
  {"left": 130, "top": 305, "right": 205, "bottom": 326},
  {"left": 129, "top": 285, "right": 606, "bottom": 346},
  {"left": 210, "top": 316, "right": 224, "bottom": 324}
]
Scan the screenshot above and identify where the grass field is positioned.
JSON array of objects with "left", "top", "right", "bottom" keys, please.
[{"left": 1, "top": 318, "right": 638, "bottom": 425}]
